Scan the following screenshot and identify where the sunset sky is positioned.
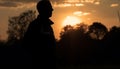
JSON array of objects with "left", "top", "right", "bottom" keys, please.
[{"left": 0, "top": 0, "right": 120, "bottom": 40}]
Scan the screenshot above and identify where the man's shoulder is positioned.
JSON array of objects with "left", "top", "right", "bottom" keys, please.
[
  {"left": 30, "top": 19, "right": 38, "bottom": 24},
  {"left": 30, "top": 18, "right": 44, "bottom": 25},
  {"left": 29, "top": 18, "right": 54, "bottom": 26},
  {"left": 29, "top": 19, "right": 39, "bottom": 26}
]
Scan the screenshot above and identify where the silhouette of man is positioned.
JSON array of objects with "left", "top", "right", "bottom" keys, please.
[{"left": 22, "top": 0, "right": 56, "bottom": 68}]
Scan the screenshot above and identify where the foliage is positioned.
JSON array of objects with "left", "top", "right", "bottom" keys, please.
[
  {"left": 7, "top": 10, "right": 36, "bottom": 42},
  {"left": 57, "top": 22, "right": 120, "bottom": 65},
  {"left": 58, "top": 23, "right": 90, "bottom": 64},
  {"left": 88, "top": 22, "right": 108, "bottom": 40}
]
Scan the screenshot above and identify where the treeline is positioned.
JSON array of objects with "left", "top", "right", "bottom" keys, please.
[{"left": 56, "top": 22, "right": 120, "bottom": 65}]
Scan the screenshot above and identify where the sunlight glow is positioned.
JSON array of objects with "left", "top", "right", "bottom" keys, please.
[
  {"left": 73, "top": 11, "right": 83, "bottom": 16},
  {"left": 73, "top": 11, "right": 91, "bottom": 16},
  {"left": 62, "top": 16, "right": 81, "bottom": 26},
  {"left": 63, "top": 3, "right": 72, "bottom": 7},
  {"left": 83, "top": 12, "right": 91, "bottom": 15},
  {"left": 75, "top": 3, "right": 85, "bottom": 6},
  {"left": 111, "top": 4, "right": 119, "bottom": 7},
  {"left": 94, "top": 2, "right": 100, "bottom": 5}
]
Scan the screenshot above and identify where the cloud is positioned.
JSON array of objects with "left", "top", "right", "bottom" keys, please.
[
  {"left": 0, "top": 0, "right": 99, "bottom": 8},
  {"left": 0, "top": 0, "right": 39, "bottom": 3},
  {"left": 0, "top": 0, "right": 39, "bottom": 8},
  {"left": 53, "top": 3, "right": 85, "bottom": 7},
  {"left": 52, "top": 0, "right": 101, "bottom": 7},
  {"left": 73, "top": 11, "right": 91, "bottom": 16},
  {"left": 94, "top": 2, "right": 100, "bottom": 5},
  {"left": 0, "top": 1, "right": 21, "bottom": 7},
  {"left": 110, "top": 3, "right": 119, "bottom": 7},
  {"left": 73, "top": 11, "right": 83, "bottom": 16}
]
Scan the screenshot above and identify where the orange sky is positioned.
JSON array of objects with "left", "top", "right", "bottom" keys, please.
[{"left": 0, "top": 0, "right": 120, "bottom": 40}]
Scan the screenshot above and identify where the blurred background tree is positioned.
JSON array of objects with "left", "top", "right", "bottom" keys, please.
[
  {"left": 7, "top": 10, "right": 36, "bottom": 45},
  {"left": 88, "top": 22, "right": 108, "bottom": 40}
]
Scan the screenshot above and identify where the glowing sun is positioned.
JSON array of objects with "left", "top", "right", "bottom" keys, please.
[{"left": 62, "top": 16, "right": 81, "bottom": 26}]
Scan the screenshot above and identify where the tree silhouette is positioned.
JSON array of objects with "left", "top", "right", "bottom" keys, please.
[
  {"left": 57, "top": 22, "right": 111, "bottom": 65},
  {"left": 1, "top": 10, "right": 36, "bottom": 64},
  {"left": 58, "top": 23, "right": 91, "bottom": 65},
  {"left": 103, "top": 26, "right": 120, "bottom": 64},
  {"left": 60, "top": 25, "right": 74, "bottom": 39},
  {"left": 88, "top": 22, "right": 108, "bottom": 40},
  {"left": 7, "top": 10, "right": 36, "bottom": 42}
]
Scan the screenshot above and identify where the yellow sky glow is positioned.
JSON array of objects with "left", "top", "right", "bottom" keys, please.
[{"left": 62, "top": 16, "right": 81, "bottom": 26}]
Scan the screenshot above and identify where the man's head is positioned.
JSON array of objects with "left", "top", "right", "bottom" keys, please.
[{"left": 37, "top": 0, "right": 53, "bottom": 18}]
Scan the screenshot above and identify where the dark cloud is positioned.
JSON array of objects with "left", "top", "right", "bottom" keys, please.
[
  {"left": 1, "top": 0, "right": 119, "bottom": 8},
  {"left": 1, "top": 0, "right": 39, "bottom": 3},
  {"left": 0, "top": 1, "right": 19, "bottom": 7},
  {"left": 51, "top": 0, "right": 63, "bottom": 3},
  {"left": 0, "top": 0, "right": 59, "bottom": 8},
  {"left": 0, "top": 0, "right": 39, "bottom": 7}
]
